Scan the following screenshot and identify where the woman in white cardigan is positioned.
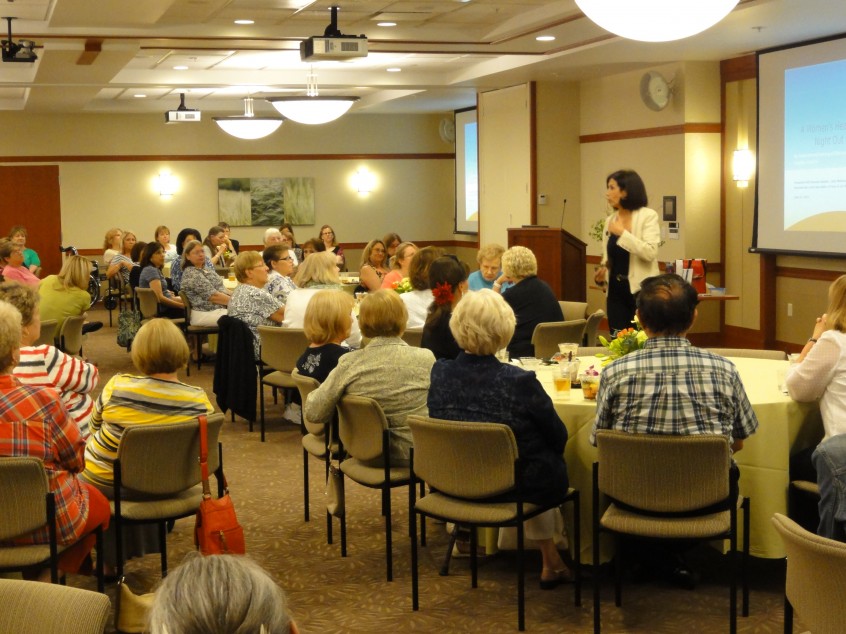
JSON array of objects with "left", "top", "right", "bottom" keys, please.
[{"left": 594, "top": 169, "right": 660, "bottom": 332}]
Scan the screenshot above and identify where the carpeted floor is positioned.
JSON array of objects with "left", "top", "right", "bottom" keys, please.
[{"left": 69, "top": 305, "right": 802, "bottom": 633}]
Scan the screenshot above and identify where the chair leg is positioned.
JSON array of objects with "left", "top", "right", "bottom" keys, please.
[
  {"left": 517, "top": 519, "right": 526, "bottom": 632},
  {"left": 411, "top": 507, "right": 420, "bottom": 611},
  {"left": 783, "top": 596, "right": 793, "bottom": 634},
  {"left": 730, "top": 507, "right": 738, "bottom": 634},
  {"left": 470, "top": 526, "right": 478, "bottom": 588},
  {"left": 742, "top": 497, "right": 750, "bottom": 617},
  {"left": 259, "top": 381, "right": 266, "bottom": 442},
  {"left": 419, "top": 481, "right": 426, "bottom": 547},
  {"left": 614, "top": 534, "right": 622, "bottom": 607},
  {"left": 384, "top": 484, "right": 393, "bottom": 582},
  {"left": 572, "top": 491, "right": 582, "bottom": 607},
  {"left": 303, "top": 448, "right": 310, "bottom": 522},
  {"left": 592, "top": 463, "right": 601, "bottom": 634},
  {"left": 340, "top": 474, "right": 347, "bottom": 557},
  {"left": 159, "top": 521, "right": 168, "bottom": 578}
]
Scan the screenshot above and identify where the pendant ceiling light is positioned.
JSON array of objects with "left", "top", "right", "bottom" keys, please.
[
  {"left": 213, "top": 96, "right": 284, "bottom": 140},
  {"left": 575, "top": 0, "right": 739, "bottom": 42},
  {"left": 267, "top": 68, "right": 358, "bottom": 125}
]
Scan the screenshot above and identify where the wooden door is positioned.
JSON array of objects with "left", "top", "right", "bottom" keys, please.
[{"left": 0, "top": 166, "right": 62, "bottom": 276}]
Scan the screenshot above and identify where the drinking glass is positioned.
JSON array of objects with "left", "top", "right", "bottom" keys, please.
[{"left": 554, "top": 362, "right": 576, "bottom": 399}]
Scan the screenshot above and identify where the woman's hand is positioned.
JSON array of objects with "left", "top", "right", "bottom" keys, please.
[
  {"left": 607, "top": 214, "right": 625, "bottom": 236},
  {"left": 812, "top": 314, "right": 828, "bottom": 340},
  {"left": 594, "top": 266, "right": 608, "bottom": 286}
]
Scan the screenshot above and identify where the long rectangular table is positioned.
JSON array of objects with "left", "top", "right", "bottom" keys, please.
[{"left": 538, "top": 356, "right": 823, "bottom": 563}]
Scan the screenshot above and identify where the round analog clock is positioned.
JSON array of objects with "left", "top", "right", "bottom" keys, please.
[
  {"left": 439, "top": 117, "right": 456, "bottom": 144},
  {"left": 640, "top": 71, "right": 672, "bottom": 111}
]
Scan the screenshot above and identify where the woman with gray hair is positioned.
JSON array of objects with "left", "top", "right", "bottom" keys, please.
[
  {"left": 148, "top": 553, "right": 300, "bottom": 634},
  {"left": 496, "top": 245, "right": 562, "bottom": 358},
  {"left": 427, "top": 289, "right": 572, "bottom": 589}
]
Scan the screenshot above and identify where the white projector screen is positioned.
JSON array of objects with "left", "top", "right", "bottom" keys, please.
[
  {"left": 454, "top": 108, "right": 479, "bottom": 234},
  {"left": 755, "top": 35, "right": 846, "bottom": 256}
]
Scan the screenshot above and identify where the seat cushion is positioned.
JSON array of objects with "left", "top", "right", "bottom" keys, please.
[
  {"left": 302, "top": 433, "right": 327, "bottom": 458},
  {"left": 600, "top": 500, "right": 740, "bottom": 539},
  {"left": 110, "top": 485, "right": 204, "bottom": 521},
  {"left": 262, "top": 370, "right": 296, "bottom": 390},
  {"left": 340, "top": 458, "right": 409, "bottom": 487},
  {"left": 416, "top": 491, "right": 544, "bottom": 525},
  {"left": 0, "top": 542, "right": 68, "bottom": 568}
]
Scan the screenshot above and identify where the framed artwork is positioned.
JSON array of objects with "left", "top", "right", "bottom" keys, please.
[
  {"left": 217, "top": 177, "right": 315, "bottom": 227},
  {"left": 662, "top": 195, "right": 677, "bottom": 222}
]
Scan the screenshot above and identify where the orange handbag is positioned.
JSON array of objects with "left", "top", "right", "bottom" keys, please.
[{"left": 194, "top": 415, "right": 246, "bottom": 555}]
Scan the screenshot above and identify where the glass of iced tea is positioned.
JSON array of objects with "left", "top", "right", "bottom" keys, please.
[{"left": 554, "top": 362, "right": 576, "bottom": 398}]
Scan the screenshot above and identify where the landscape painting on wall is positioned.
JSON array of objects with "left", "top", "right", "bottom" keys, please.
[{"left": 218, "top": 177, "right": 315, "bottom": 227}]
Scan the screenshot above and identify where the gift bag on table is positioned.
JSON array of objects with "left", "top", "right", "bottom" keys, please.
[{"left": 675, "top": 259, "right": 707, "bottom": 294}]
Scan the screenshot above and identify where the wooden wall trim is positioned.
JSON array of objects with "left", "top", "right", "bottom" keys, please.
[
  {"left": 720, "top": 54, "right": 757, "bottom": 83},
  {"left": 579, "top": 123, "right": 721, "bottom": 144},
  {"left": 775, "top": 266, "right": 846, "bottom": 282},
  {"left": 0, "top": 153, "right": 454, "bottom": 164},
  {"left": 722, "top": 324, "right": 765, "bottom": 349},
  {"left": 529, "top": 81, "right": 537, "bottom": 225}
]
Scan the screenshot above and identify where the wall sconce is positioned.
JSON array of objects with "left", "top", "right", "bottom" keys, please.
[
  {"left": 732, "top": 149, "right": 754, "bottom": 188},
  {"left": 156, "top": 170, "right": 177, "bottom": 198},
  {"left": 352, "top": 168, "right": 376, "bottom": 195}
]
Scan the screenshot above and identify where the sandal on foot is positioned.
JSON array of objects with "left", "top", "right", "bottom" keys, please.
[{"left": 539, "top": 567, "right": 573, "bottom": 590}]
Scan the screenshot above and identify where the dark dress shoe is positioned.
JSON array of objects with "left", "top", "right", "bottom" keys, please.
[
  {"left": 82, "top": 321, "right": 103, "bottom": 334},
  {"left": 669, "top": 565, "right": 699, "bottom": 590}
]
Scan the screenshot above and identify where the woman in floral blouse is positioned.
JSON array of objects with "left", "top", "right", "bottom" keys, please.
[
  {"left": 180, "top": 240, "right": 230, "bottom": 326},
  {"left": 227, "top": 251, "right": 285, "bottom": 360},
  {"left": 263, "top": 244, "right": 297, "bottom": 305}
]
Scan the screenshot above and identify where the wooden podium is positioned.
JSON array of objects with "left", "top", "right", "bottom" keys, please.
[{"left": 507, "top": 227, "right": 586, "bottom": 301}]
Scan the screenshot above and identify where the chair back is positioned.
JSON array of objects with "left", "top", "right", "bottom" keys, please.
[
  {"left": 401, "top": 328, "right": 423, "bottom": 347},
  {"left": 595, "top": 430, "right": 730, "bottom": 513},
  {"left": 36, "top": 319, "right": 58, "bottom": 346},
  {"left": 178, "top": 290, "right": 194, "bottom": 322},
  {"left": 559, "top": 301, "right": 588, "bottom": 321},
  {"left": 772, "top": 512, "right": 846, "bottom": 633},
  {"left": 258, "top": 326, "right": 308, "bottom": 373},
  {"left": 0, "top": 578, "right": 111, "bottom": 634},
  {"left": 579, "top": 346, "right": 607, "bottom": 358},
  {"left": 706, "top": 348, "right": 788, "bottom": 361},
  {"left": 135, "top": 287, "right": 159, "bottom": 320},
  {"left": 116, "top": 414, "right": 224, "bottom": 496},
  {"left": 407, "top": 415, "right": 519, "bottom": 500},
  {"left": 583, "top": 309, "right": 605, "bottom": 346},
  {"left": 292, "top": 369, "right": 324, "bottom": 436},
  {"left": 58, "top": 314, "right": 86, "bottom": 356},
  {"left": 336, "top": 394, "right": 389, "bottom": 462},
  {"left": 531, "top": 319, "right": 587, "bottom": 358},
  {"left": 0, "top": 457, "right": 49, "bottom": 541}
]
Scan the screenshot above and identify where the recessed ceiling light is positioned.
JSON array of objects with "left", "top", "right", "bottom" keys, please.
[
  {"left": 234, "top": 19, "right": 255, "bottom": 25},
  {"left": 173, "top": 65, "right": 189, "bottom": 70},
  {"left": 133, "top": 94, "right": 146, "bottom": 98},
  {"left": 386, "top": 67, "right": 401, "bottom": 72},
  {"left": 377, "top": 22, "right": 396, "bottom": 27},
  {"left": 536, "top": 35, "right": 556, "bottom": 42}
]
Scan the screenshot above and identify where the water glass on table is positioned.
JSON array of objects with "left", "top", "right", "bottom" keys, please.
[{"left": 554, "top": 361, "right": 577, "bottom": 398}]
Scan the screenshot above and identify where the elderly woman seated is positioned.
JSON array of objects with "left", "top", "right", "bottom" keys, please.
[
  {"left": 0, "top": 301, "right": 109, "bottom": 581},
  {"left": 180, "top": 239, "right": 231, "bottom": 326},
  {"left": 0, "top": 239, "right": 40, "bottom": 286},
  {"left": 296, "top": 289, "right": 354, "bottom": 383},
  {"left": 138, "top": 241, "right": 184, "bottom": 318},
  {"left": 305, "top": 289, "right": 435, "bottom": 462},
  {"left": 263, "top": 244, "right": 297, "bottom": 305},
  {"left": 0, "top": 282, "right": 98, "bottom": 435},
  {"left": 427, "top": 289, "right": 573, "bottom": 588},
  {"left": 227, "top": 250, "right": 285, "bottom": 360},
  {"left": 149, "top": 553, "right": 300, "bottom": 634}
]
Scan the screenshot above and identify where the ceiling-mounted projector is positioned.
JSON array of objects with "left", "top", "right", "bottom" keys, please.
[
  {"left": 164, "top": 93, "right": 201, "bottom": 123},
  {"left": 1, "top": 17, "right": 38, "bottom": 63},
  {"left": 300, "top": 5, "right": 367, "bottom": 61}
]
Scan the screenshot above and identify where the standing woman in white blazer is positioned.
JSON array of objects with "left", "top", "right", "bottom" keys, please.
[{"left": 594, "top": 169, "right": 660, "bottom": 333}]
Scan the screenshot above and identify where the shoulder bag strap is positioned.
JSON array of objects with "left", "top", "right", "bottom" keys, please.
[{"left": 198, "top": 414, "right": 212, "bottom": 499}]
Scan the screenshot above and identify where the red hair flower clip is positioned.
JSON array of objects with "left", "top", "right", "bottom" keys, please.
[{"left": 432, "top": 281, "right": 454, "bottom": 306}]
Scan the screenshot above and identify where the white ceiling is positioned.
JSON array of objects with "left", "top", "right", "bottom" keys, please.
[{"left": 0, "top": 0, "right": 843, "bottom": 116}]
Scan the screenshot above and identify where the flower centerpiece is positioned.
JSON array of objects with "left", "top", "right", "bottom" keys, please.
[
  {"left": 597, "top": 317, "right": 647, "bottom": 365},
  {"left": 391, "top": 277, "right": 413, "bottom": 294}
]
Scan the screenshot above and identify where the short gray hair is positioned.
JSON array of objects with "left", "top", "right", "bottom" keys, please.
[
  {"left": 501, "top": 246, "right": 537, "bottom": 280},
  {"left": 0, "top": 301, "right": 22, "bottom": 372},
  {"left": 450, "top": 289, "right": 515, "bottom": 356},
  {"left": 264, "top": 228, "right": 283, "bottom": 245},
  {"left": 148, "top": 554, "right": 293, "bottom": 634}
]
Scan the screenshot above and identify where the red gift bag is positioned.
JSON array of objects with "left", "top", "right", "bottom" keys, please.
[{"left": 680, "top": 259, "right": 707, "bottom": 294}]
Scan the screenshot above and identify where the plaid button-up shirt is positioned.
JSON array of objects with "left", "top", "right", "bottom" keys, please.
[{"left": 591, "top": 337, "right": 758, "bottom": 447}]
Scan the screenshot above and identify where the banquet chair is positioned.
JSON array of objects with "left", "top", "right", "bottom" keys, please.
[
  {"left": 583, "top": 309, "right": 606, "bottom": 347},
  {"left": 214, "top": 315, "right": 259, "bottom": 427},
  {"left": 258, "top": 326, "right": 309, "bottom": 442},
  {"left": 111, "top": 414, "right": 225, "bottom": 578},
  {"left": 0, "top": 457, "right": 105, "bottom": 592},
  {"left": 592, "top": 431, "right": 750, "bottom": 634},
  {"left": 0, "top": 578, "right": 111, "bottom": 634},
  {"left": 407, "top": 415, "right": 581, "bottom": 632},
  {"left": 531, "top": 319, "right": 587, "bottom": 358},
  {"left": 706, "top": 348, "right": 788, "bottom": 360},
  {"left": 401, "top": 327, "right": 424, "bottom": 347},
  {"left": 771, "top": 512, "right": 846, "bottom": 634},
  {"left": 788, "top": 479, "right": 820, "bottom": 533},
  {"left": 36, "top": 319, "right": 58, "bottom": 346},
  {"left": 335, "top": 394, "right": 414, "bottom": 582},
  {"left": 57, "top": 313, "right": 86, "bottom": 357},
  {"left": 559, "top": 300, "right": 588, "bottom": 321},
  {"left": 179, "top": 291, "right": 219, "bottom": 375},
  {"left": 579, "top": 346, "right": 607, "bottom": 358}
]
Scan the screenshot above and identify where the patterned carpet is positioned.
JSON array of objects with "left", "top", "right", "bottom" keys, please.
[{"left": 70, "top": 306, "right": 802, "bottom": 633}]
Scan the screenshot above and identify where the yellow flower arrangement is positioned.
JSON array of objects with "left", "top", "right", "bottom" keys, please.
[
  {"left": 391, "top": 277, "right": 413, "bottom": 294},
  {"left": 597, "top": 317, "right": 648, "bottom": 365}
]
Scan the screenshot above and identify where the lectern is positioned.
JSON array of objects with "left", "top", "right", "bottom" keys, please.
[{"left": 507, "top": 227, "right": 586, "bottom": 301}]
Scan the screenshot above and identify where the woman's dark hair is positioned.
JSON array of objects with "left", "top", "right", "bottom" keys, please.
[
  {"left": 302, "top": 237, "right": 325, "bottom": 255},
  {"left": 130, "top": 241, "right": 147, "bottom": 263},
  {"left": 139, "top": 241, "right": 164, "bottom": 269},
  {"left": 408, "top": 246, "right": 443, "bottom": 291},
  {"left": 607, "top": 169, "right": 648, "bottom": 210},
  {"left": 262, "top": 244, "right": 289, "bottom": 268},
  {"left": 425, "top": 255, "right": 468, "bottom": 329},
  {"left": 175, "top": 228, "right": 201, "bottom": 256},
  {"left": 203, "top": 225, "right": 225, "bottom": 252},
  {"left": 278, "top": 222, "right": 298, "bottom": 246}
]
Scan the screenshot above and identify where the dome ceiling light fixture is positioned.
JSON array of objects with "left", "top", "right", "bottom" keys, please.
[
  {"left": 267, "top": 67, "right": 359, "bottom": 125},
  {"left": 213, "top": 96, "right": 284, "bottom": 140},
  {"left": 575, "top": 0, "right": 740, "bottom": 42}
]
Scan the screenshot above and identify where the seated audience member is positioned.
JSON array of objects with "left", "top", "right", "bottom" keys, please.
[
  {"left": 149, "top": 553, "right": 300, "bottom": 634},
  {"left": 296, "top": 289, "right": 354, "bottom": 383},
  {"left": 422, "top": 255, "right": 468, "bottom": 360},
  {"left": 591, "top": 273, "right": 759, "bottom": 585},
  {"left": 80, "top": 319, "right": 213, "bottom": 569},
  {"left": 469, "top": 243, "right": 506, "bottom": 291},
  {"left": 0, "top": 301, "right": 109, "bottom": 580},
  {"left": 171, "top": 227, "right": 203, "bottom": 292},
  {"left": 787, "top": 274, "right": 846, "bottom": 541},
  {"left": 401, "top": 246, "right": 443, "bottom": 328},
  {"left": 1, "top": 281, "right": 98, "bottom": 435},
  {"left": 128, "top": 240, "right": 146, "bottom": 292},
  {"left": 284, "top": 250, "right": 361, "bottom": 349},
  {"left": 279, "top": 222, "right": 303, "bottom": 264},
  {"left": 263, "top": 244, "right": 297, "bottom": 304},
  {"left": 428, "top": 289, "right": 573, "bottom": 587},
  {"left": 0, "top": 239, "right": 40, "bottom": 286},
  {"left": 155, "top": 225, "right": 177, "bottom": 263},
  {"left": 227, "top": 251, "right": 285, "bottom": 360},
  {"left": 203, "top": 225, "right": 229, "bottom": 267},
  {"left": 138, "top": 241, "right": 184, "bottom": 318},
  {"left": 498, "top": 246, "right": 562, "bottom": 358},
  {"left": 301, "top": 237, "right": 325, "bottom": 259},
  {"left": 107, "top": 230, "right": 137, "bottom": 286},
  {"left": 357, "top": 239, "right": 390, "bottom": 292},
  {"left": 180, "top": 239, "right": 231, "bottom": 327},
  {"left": 39, "top": 254, "right": 103, "bottom": 339},
  {"left": 102, "top": 227, "right": 122, "bottom": 264},
  {"left": 218, "top": 221, "right": 240, "bottom": 255},
  {"left": 8, "top": 225, "right": 40, "bottom": 274},
  {"left": 319, "top": 224, "right": 345, "bottom": 269},
  {"left": 305, "top": 290, "right": 435, "bottom": 461},
  {"left": 263, "top": 228, "right": 285, "bottom": 254},
  {"left": 381, "top": 241, "right": 417, "bottom": 290}
]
